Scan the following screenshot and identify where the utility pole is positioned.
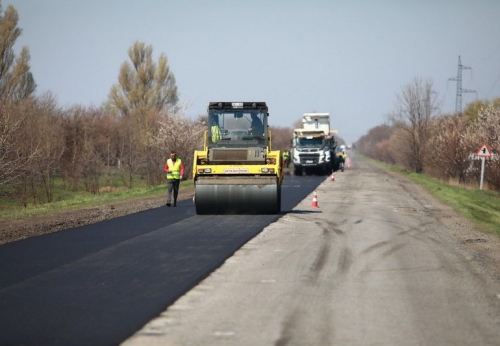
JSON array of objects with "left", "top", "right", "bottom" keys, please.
[{"left": 448, "top": 55, "right": 476, "bottom": 113}]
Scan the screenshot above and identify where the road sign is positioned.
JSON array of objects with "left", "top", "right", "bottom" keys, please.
[{"left": 476, "top": 142, "right": 492, "bottom": 158}]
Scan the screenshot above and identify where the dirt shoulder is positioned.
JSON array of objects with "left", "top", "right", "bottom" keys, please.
[
  {"left": 381, "top": 165, "right": 500, "bottom": 282},
  {"left": 0, "top": 186, "right": 195, "bottom": 245}
]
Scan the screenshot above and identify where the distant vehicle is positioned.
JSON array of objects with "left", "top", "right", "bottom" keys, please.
[{"left": 292, "top": 113, "right": 337, "bottom": 175}]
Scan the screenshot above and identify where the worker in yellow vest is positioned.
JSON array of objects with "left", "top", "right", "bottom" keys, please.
[
  {"left": 337, "top": 149, "right": 347, "bottom": 172},
  {"left": 210, "top": 114, "right": 222, "bottom": 143},
  {"left": 282, "top": 150, "right": 290, "bottom": 168},
  {"left": 163, "top": 150, "right": 185, "bottom": 207}
]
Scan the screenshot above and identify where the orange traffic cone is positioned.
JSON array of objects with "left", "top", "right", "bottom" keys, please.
[
  {"left": 330, "top": 173, "right": 335, "bottom": 182},
  {"left": 311, "top": 190, "right": 319, "bottom": 208}
]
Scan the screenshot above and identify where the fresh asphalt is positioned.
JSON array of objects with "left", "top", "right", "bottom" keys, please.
[{"left": 0, "top": 174, "right": 325, "bottom": 346}]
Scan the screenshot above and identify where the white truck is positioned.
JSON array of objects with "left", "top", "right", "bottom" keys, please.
[{"left": 292, "top": 113, "right": 337, "bottom": 176}]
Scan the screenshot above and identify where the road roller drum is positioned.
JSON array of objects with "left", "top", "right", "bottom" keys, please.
[{"left": 195, "top": 176, "right": 280, "bottom": 214}]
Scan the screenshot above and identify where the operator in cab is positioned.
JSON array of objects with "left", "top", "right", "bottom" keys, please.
[
  {"left": 248, "top": 112, "right": 264, "bottom": 136},
  {"left": 210, "top": 114, "right": 222, "bottom": 143}
]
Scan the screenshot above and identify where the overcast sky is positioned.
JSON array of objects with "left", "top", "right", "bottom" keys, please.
[{"left": 7, "top": 0, "right": 500, "bottom": 144}]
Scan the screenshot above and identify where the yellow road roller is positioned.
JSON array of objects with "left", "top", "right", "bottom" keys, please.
[{"left": 193, "top": 102, "right": 283, "bottom": 214}]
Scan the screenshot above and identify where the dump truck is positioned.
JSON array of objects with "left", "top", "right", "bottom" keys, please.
[
  {"left": 192, "top": 102, "right": 283, "bottom": 214},
  {"left": 292, "top": 112, "right": 337, "bottom": 175}
]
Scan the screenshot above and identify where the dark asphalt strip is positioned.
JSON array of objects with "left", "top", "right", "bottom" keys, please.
[
  {"left": 0, "top": 206, "right": 193, "bottom": 289},
  {"left": 0, "top": 175, "right": 324, "bottom": 346},
  {"left": 0, "top": 215, "right": 277, "bottom": 345}
]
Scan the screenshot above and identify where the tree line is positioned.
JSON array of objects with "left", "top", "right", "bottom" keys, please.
[
  {"left": 357, "top": 77, "right": 500, "bottom": 191},
  {"left": 0, "top": 89, "right": 210, "bottom": 207},
  {"left": 1, "top": 95, "right": 293, "bottom": 207},
  {"left": 0, "top": 3, "right": 296, "bottom": 207}
]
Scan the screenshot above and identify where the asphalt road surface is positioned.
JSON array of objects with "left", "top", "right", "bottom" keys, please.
[
  {"left": 124, "top": 159, "right": 500, "bottom": 346},
  {"left": 0, "top": 172, "right": 323, "bottom": 345}
]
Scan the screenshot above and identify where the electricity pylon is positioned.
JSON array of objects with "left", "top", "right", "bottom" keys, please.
[{"left": 448, "top": 55, "right": 476, "bottom": 113}]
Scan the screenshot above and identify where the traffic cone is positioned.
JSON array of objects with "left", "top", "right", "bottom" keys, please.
[
  {"left": 330, "top": 173, "right": 335, "bottom": 182},
  {"left": 346, "top": 158, "right": 351, "bottom": 168},
  {"left": 311, "top": 190, "right": 319, "bottom": 208}
]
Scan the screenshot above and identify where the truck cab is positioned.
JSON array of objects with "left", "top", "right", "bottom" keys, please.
[{"left": 292, "top": 113, "right": 336, "bottom": 175}]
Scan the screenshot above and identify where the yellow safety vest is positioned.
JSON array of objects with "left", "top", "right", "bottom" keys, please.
[
  {"left": 211, "top": 125, "right": 222, "bottom": 142},
  {"left": 166, "top": 158, "right": 182, "bottom": 179}
]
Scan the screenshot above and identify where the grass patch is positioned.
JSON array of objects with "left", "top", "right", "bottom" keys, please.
[{"left": 0, "top": 180, "right": 193, "bottom": 222}]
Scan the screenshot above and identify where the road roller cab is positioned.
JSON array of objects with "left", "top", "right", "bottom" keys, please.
[{"left": 193, "top": 102, "right": 283, "bottom": 214}]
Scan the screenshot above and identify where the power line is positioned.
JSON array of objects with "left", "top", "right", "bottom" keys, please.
[
  {"left": 487, "top": 72, "right": 500, "bottom": 97},
  {"left": 448, "top": 55, "right": 476, "bottom": 113}
]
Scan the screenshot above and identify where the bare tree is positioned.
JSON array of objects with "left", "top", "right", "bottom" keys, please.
[
  {"left": 390, "top": 77, "right": 439, "bottom": 173},
  {"left": 0, "top": 101, "right": 38, "bottom": 188},
  {"left": 0, "top": 3, "right": 36, "bottom": 101},
  {"left": 150, "top": 102, "right": 205, "bottom": 181},
  {"left": 357, "top": 124, "right": 395, "bottom": 163},
  {"left": 61, "top": 106, "right": 117, "bottom": 193},
  {"left": 269, "top": 126, "right": 293, "bottom": 151},
  {"left": 292, "top": 118, "right": 303, "bottom": 129},
  {"left": 3, "top": 94, "right": 64, "bottom": 206},
  {"left": 120, "top": 115, "right": 145, "bottom": 188},
  {"left": 30, "top": 95, "right": 65, "bottom": 202}
]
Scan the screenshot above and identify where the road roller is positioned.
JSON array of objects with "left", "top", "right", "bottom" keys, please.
[{"left": 193, "top": 102, "right": 283, "bottom": 214}]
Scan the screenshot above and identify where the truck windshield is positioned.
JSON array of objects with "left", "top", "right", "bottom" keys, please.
[
  {"left": 208, "top": 109, "right": 267, "bottom": 147},
  {"left": 295, "top": 137, "right": 324, "bottom": 147}
]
